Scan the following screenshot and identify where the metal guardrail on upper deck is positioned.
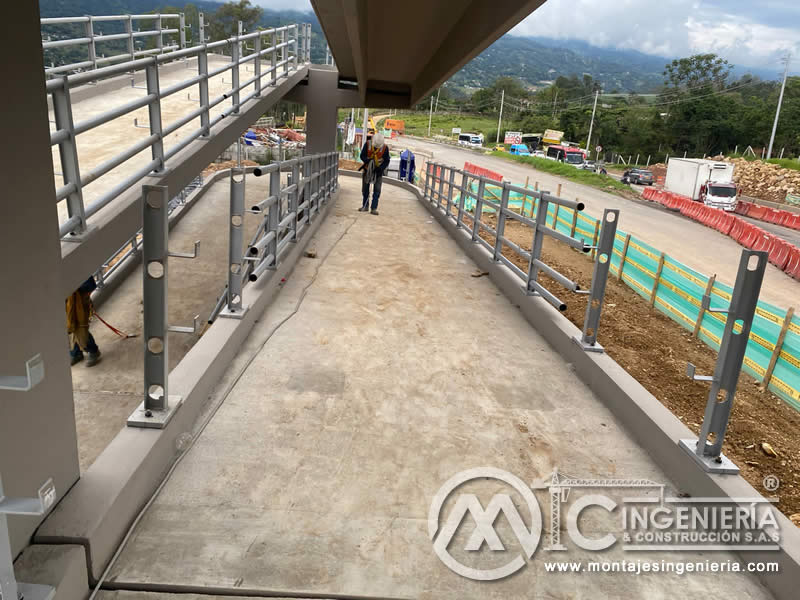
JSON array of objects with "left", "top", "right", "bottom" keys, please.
[
  {"left": 45, "top": 17, "right": 312, "bottom": 240},
  {"left": 42, "top": 13, "right": 186, "bottom": 76}
]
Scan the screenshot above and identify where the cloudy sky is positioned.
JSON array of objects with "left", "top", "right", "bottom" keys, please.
[{"left": 255, "top": 0, "right": 799, "bottom": 71}]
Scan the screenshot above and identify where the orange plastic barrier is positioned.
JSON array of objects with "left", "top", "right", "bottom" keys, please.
[{"left": 463, "top": 162, "right": 503, "bottom": 183}]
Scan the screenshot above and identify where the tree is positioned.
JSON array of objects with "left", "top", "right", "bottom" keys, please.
[
  {"left": 663, "top": 53, "right": 731, "bottom": 91},
  {"left": 209, "top": 0, "right": 262, "bottom": 43}
]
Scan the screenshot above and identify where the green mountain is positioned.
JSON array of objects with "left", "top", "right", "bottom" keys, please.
[{"left": 450, "top": 35, "right": 669, "bottom": 93}]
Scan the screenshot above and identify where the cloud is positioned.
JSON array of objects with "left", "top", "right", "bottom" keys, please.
[{"left": 511, "top": 0, "right": 800, "bottom": 70}]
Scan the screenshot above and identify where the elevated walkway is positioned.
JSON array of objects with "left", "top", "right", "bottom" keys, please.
[{"left": 99, "top": 178, "right": 772, "bottom": 599}]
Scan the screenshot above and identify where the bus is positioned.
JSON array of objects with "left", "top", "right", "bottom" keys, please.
[
  {"left": 546, "top": 144, "right": 586, "bottom": 166},
  {"left": 520, "top": 133, "right": 541, "bottom": 152},
  {"left": 458, "top": 132, "right": 484, "bottom": 148}
]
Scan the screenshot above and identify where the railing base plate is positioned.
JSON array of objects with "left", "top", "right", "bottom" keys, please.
[
  {"left": 219, "top": 304, "right": 250, "bottom": 320},
  {"left": 679, "top": 439, "right": 740, "bottom": 475},
  {"left": 60, "top": 224, "right": 97, "bottom": 243},
  {"left": 127, "top": 396, "right": 183, "bottom": 429},
  {"left": 16, "top": 583, "right": 56, "bottom": 600},
  {"left": 572, "top": 335, "right": 605, "bottom": 353}
]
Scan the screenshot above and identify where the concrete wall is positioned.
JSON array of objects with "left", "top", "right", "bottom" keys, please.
[{"left": 0, "top": 3, "right": 80, "bottom": 557}]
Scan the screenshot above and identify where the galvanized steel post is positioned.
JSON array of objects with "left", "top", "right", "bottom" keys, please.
[
  {"left": 293, "top": 25, "right": 299, "bottom": 69},
  {"left": 85, "top": 16, "right": 97, "bottom": 71},
  {"left": 126, "top": 15, "right": 134, "bottom": 61},
  {"left": 446, "top": 168, "right": 456, "bottom": 217},
  {"left": 290, "top": 160, "right": 300, "bottom": 241},
  {"left": 574, "top": 208, "right": 619, "bottom": 352},
  {"left": 254, "top": 34, "right": 262, "bottom": 96},
  {"left": 472, "top": 177, "right": 486, "bottom": 242},
  {"left": 145, "top": 63, "right": 165, "bottom": 172},
  {"left": 198, "top": 12, "right": 205, "bottom": 44},
  {"left": 457, "top": 171, "right": 468, "bottom": 227},
  {"left": 437, "top": 165, "right": 445, "bottom": 208},
  {"left": 231, "top": 39, "right": 240, "bottom": 114},
  {"left": 220, "top": 169, "right": 248, "bottom": 318},
  {"left": 680, "top": 250, "right": 768, "bottom": 474},
  {"left": 128, "top": 185, "right": 182, "bottom": 428},
  {"left": 271, "top": 30, "right": 277, "bottom": 86},
  {"left": 526, "top": 191, "right": 548, "bottom": 290},
  {"left": 267, "top": 167, "right": 280, "bottom": 264},
  {"left": 179, "top": 13, "right": 186, "bottom": 49},
  {"left": 493, "top": 181, "right": 510, "bottom": 261},
  {"left": 198, "top": 51, "right": 210, "bottom": 136},
  {"left": 52, "top": 78, "right": 87, "bottom": 236}
]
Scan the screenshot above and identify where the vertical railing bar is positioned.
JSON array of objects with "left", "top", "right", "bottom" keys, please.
[
  {"left": 52, "top": 78, "right": 87, "bottom": 236},
  {"left": 493, "top": 181, "right": 510, "bottom": 261},
  {"left": 145, "top": 63, "right": 165, "bottom": 172}
]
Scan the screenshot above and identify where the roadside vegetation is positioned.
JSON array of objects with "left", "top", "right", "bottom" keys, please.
[{"left": 489, "top": 151, "right": 631, "bottom": 194}]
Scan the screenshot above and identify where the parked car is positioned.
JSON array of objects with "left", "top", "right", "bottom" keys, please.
[
  {"left": 581, "top": 160, "right": 597, "bottom": 171},
  {"left": 622, "top": 169, "right": 655, "bottom": 185},
  {"left": 532, "top": 150, "right": 546, "bottom": 159},
  {"left": 493, "top": 144, "right": 506, "bottom": 152},
  {"left": 510, "top": 144, "right": 531, "bottom": 156}
]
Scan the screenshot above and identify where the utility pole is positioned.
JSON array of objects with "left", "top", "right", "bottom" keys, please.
[
  {"left": 552, "top": 88, "right": 558, "bottom": 120},
  {"left": 585, "top": 89, "right": 599, "bottom": 157},
  {"left": 767, "top": 54, "right": 791, "bottom": 160},
  {"left": 427, "top": 96, "right": 433, "bottom": 137},
  {"left": 435, "top": 87, "right": 441, "bottom": 113},
  {"left": 496, "top": 89, "right": 505, "bottom": 144}
]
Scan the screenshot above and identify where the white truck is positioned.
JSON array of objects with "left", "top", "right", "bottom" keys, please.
[{"left": 664, "top": 158, "right": 739, "bottom": 211}]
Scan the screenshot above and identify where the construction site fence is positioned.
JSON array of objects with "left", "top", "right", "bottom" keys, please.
[{"left": 448, "top": 176, "right": 800, "bottom": 412}]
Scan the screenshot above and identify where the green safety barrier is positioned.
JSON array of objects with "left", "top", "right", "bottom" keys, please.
[{"left": 454, "top": 179, "right": 800, "bottom": 412}]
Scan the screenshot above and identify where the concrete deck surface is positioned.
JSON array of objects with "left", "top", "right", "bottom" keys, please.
[
  {"left": 71, "top": 174, "right": 264, "bottom": 471},
  {"left": 105, "top": 178, "right": 773, "bottom": 599}
]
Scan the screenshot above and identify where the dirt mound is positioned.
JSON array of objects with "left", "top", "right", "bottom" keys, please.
[
  {"left": 719, "top": 157, "right": 800, "bottom": 204},
  {"left": 202, "top": 159, "right": 258, "bottom": 175},
  {"left": 473, "top": 213, "right": 800, "bottom": 522}
]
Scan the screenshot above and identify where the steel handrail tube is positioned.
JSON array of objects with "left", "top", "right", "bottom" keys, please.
[
  {"left": 537, "top": 223, "right": 590, "bottom": 252},
  {"left": 533, "top": 259, "right": 580, "bottom": 292},
  {"left": 72, "top": 93, "right": 156, "bottom": 135},
  {"left": 160, "top": 74, "right": 205, "bottom": 100},
  {"left": 248, "top": 230, "right": 276, "bottom": 256},
  {"left": 529, "top": 280, "right": 567, "bottom": 312},
  {"left": 250, "top": 195, "right": 278, "bottom": 213},
  {"left": 162, "top": 104, "right": 207, "bottom": 137},
  {"left": 80, "top": 134, "right": 159, "bottom": 186},
  {"left": 84, "top": 158, "right": 160, "bottom": 219},
  {"left": 55, "top": 182, "right": 77, "bottom": 203}
]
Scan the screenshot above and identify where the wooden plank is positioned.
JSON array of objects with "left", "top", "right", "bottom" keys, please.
[
  {"left": 650, "top": 252, "right": 666, "bottom": 307},
  {"left": 692, "top": 274, "right": 716, "bottom": 338},
  {"left": 569, "top": 203, "right": 579, "bottom": 238},
  {"left": 590, "top": 220, "right": 600, "bottom": 260},
  {"left": 556, "top": 183, "right": 562, "bottom": 197},
  {"left": 617, "top": 233, "right": 631, "bottom": 280},
  {"left": 762, "top": 307, "right": 795, "bottom": 388}
]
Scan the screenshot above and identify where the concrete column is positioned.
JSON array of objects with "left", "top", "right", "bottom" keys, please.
[
  {"left": 0, "top": 2, "right": 80, "bottom": 555},
  {"left": 287, "top": 67, "right": 340, "bottom": 155}
]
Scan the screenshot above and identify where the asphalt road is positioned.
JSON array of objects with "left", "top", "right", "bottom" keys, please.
[{"left": 397, "top": 136, "right": 799, "bottom": 308}]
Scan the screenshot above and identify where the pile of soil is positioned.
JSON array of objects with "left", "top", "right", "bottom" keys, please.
[
  {"left": 475, "top": 213, "right": 800, "bottom": 523},
  {"left": 339, "top": 158, "right": 361, "bottom": 171}
]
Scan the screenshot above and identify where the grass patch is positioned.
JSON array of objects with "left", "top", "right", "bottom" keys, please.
[
  {"left": 490, "top": 151, "right": 630, "bottom": 193},
  {"left": 380, "top": 112, "right": 507, "bottom": 141},
  {"left": 766, "top": 158, "right": 800, "bottom": 172}
]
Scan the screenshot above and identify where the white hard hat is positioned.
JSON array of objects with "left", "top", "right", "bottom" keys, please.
[{"left": 372, "top": 132, "right": 384, "bottom": 148}]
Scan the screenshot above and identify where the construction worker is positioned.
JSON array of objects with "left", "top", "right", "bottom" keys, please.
[
  {"left": 359, "top": 132, "right": 390, "bottom": 215},
  {"left": 66, "top": 276, "right": 102, "bottom": 367}
]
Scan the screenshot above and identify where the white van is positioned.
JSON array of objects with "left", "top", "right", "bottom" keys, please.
[{"left": 458, "top": 133, "right": 484, "bottom": 148}]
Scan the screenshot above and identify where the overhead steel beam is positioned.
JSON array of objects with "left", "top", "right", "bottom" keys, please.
[{"left": 410, "top": 0, "right": 546, "bottom": 103}]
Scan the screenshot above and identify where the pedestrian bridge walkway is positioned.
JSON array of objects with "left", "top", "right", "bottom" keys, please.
[{"left": 100, "top": 177, "right": 772, "bottom": 599}]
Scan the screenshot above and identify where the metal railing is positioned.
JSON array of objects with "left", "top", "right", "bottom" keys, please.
[
  {"left": 130, "top": 152, "right": 339, "bottom": 427},
  {"left": 48, "top": 21, "right": 312, "bottom": 240},
  {"left": 42, "top": 13, "right": 186, "bottom": 76},
  {"left": 94, "top": 175, "right": 204, "bottom": 289},
  {"left": 423, "top": 162, "right": 619, "bottom": 352}
]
